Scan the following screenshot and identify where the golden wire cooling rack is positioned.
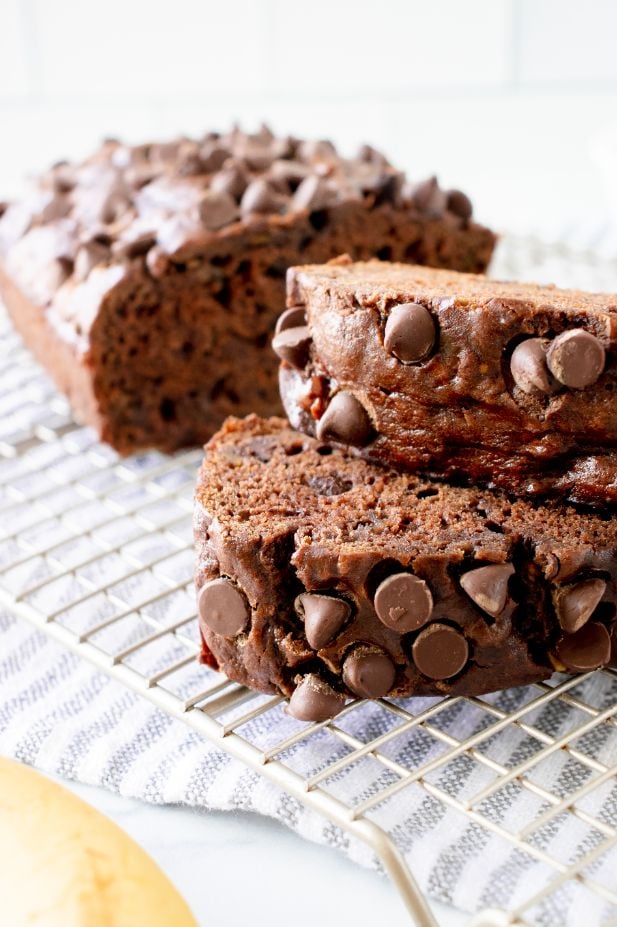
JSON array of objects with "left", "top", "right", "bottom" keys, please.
[{"left": 1, "top": 234, "right": 617, "bottom": 927}]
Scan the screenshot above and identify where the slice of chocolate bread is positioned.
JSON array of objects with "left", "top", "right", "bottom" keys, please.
[
  {"left": 194, "top": 415, "right": 617, "bottom": 721},
  {"left": 277, "top": 258, "right": 617, "bottom": 507},
  {"left": 0, "top": 128, "right": 495, "bottom": 454}
]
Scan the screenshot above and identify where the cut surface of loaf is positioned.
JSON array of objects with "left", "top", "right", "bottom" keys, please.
[
  {"left": 0, "top": 129, "right": 495, "bottom": 453},
  {"left": 194, "top": 415, "right": 617, "bottom": 721},
  {"left": 278, "top": 258, "right": 617, "bottom": 507}
]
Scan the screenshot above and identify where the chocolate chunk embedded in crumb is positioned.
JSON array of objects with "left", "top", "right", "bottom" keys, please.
[
  {"left": 553, "top": 579, "right": 606, "bottom": 633},
  {"left": 412, "top": 624, "right": 469, "bottom": 680},
  {"left": 555, "top": 622, "right": 611, "bottom": 671},
  {"left": 374, "top": 572, "right": 433, "bottom": 632},
  {"left": 296, "top": 593, "right": 350, "bottom": 649},
  {"left": 342, "top": 647, "right": 396, "bottom": 698},
  {"left": 316, "top": 391, "right": 374, "bottom": 447},
  {"left": 546, "top": 329, "right": 605, "bottom": 389},
  {"left": 197, "top": 577, "right": 249, "bottom": 637},
  {"left": 272, "top": 325, "right": 311, "bottom": 370},
  {"left": 384, "top": 303, "right": 436, "bottom": 363},
  {"left": 510, "top": 338, "right": 557, "bottom": 395},
  {"left": 460, "top": 563, "right": 514, "bottom": 618}
]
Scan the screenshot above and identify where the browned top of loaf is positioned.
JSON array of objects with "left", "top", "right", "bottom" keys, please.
[
  {"left": 196, "top": 415, "right": 617, "bottom": 560},
  {"left": 289, "top": 259, "right": 617, "bottom": 314}
]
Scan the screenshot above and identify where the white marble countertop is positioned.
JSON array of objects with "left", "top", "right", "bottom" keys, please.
[{"left": 54, "top": 775, "right": 467, "bottom": 927}]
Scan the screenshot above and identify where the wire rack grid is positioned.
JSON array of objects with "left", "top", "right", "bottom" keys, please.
[{"left": 2, "top": 236, "right": 617, "bottom": 927}]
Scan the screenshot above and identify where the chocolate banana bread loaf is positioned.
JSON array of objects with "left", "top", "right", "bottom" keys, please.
[
  {"left": 277, "top": 258, "right": 617, "bottom": 507},
  {"left": 0, "top": 127, "right": 495, "bottom": 454},
  {"left": 194, "top": 416, "right": 617, "bottom": 721}
]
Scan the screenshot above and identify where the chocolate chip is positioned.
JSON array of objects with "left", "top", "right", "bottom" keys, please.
[
  {"left": 446, "top": 189, "right": 473, "bottom": 220},
  {"left": 510, "top": 338, "right": 557, "bottom": 394},
  {"left": 356, "top": 144, "right": 389, "bottom": 167},
  {"left": 177, "top": 151, "right": 207, "bottom": 176},
  {"left": 275, "top": 305, "right": 306, "bottom": 335},
  {"left": 149, "top": 140, "right": 182, "bottom": 163},
  {"left": 297, "top": 139, "right": 337, "bottom": 162},
  {"left": 240, "top": 179, "right": 286, "bottom": 216},
  {"left": 38, "top": 192, "right": 72, "bottom": 223},
  {"left": 408, "top": 176, "right": 447, "bottom": 216},
  {"left": 268, "top": 159, "right": 310, "bottom": 192},
  {"left": 198, "top": 144, "right": 229, "bottom": 173},
  {"left": 112, "top": 229, "right": 157, "bottom": 259},
  {"left": 197, "top": 577, "right": 249, "bottom": 637},
  {"left": 292, "top": 175, "right": 336, "bottom": 212},
  {"left": 412, "top": 623, "right": 469, "bottom": 680},
  {"left": 374, "top": 572, "right": 433, "bottom": 632},
  {"left": 316, "top": 391, "right": 374, "bottom": 447},
  {"left": 305, "top": 473, "right": 352, "bottom": 496},
  {"left": 554, "top": 578, "right": 606, "bottom": 633},
  {"left": 342, "top": 648, "right": 396, "bottom": 698},
  {"left": 384, "top": 303, "right": 436, "bottom": 363},
  {"left": 353, "top": 166, "right": 402, "bottom": 206},
  {"left": 41, "top": 257, "right": 73, "bottom": 295},
  {"left": 156, "top": 214, "right": 206, "bottom": 254},
  {"left": 272, "top": 325, "right": 311, "bottom": 369},
  {"left": 240, "top": 144, "right": 276, "bottom": 172},
  {"left": 296, "top": 593, "right": 350, "bottom": 649},
  {"left": 210, "top": 165, "right": 247, "bottom": 200},
  {"left": 288, "top": 674, "right": 345, "bottom": 722},
  {"left": 198, "top": 191, "right": 238, "bottom": 230},
  {"left": 460, "top": 563, "right": 514, "bottom": 617},
  {"left": 546, "top": 330, "right": 606, "bottom": 389},
  {"left": 555, "top": 621, "right": 611, "bottom": 672},
  {"left": 73, "top": 241, "right": 110, "bottom": 282}
]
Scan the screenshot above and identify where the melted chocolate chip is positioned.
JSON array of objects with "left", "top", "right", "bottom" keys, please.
[
  {"left": 316, "top": 391, "right": 374, "bottom": 447},
  {"left": 546, "top": 330, "right": 606, "bottom": 389},
  {"left": 342, "top": 648, "right": 396, "bottom": 698},
  {"left": 555, "top": 621, "right": 611, "bottom": 672},
  {"left": 412, "top": 623, "right": 469, "bottom": 680},
  {"left": 275, "top": 305, "right": 307, "bottom": 335},
  {"left": 288, "top": 674, "right": 345, "bottom": 722},
  {"left": 296, "top": 593, "right": 350, "bottom": 649},
  {"left": 460, "top": 563, "right": 514, "bottom": 617},
  {"left": 554, "top": 578, "right": 606, "bottom": 633},
  {"left": 197, "top": 577, "right": 249, "bottom": 637},
  {"left": 374, "top": 572, "right": 433, "bottom": 632},
  {"left": 272, "top": 325, "right": 312, "bottom": 369},
  {"left": 384, "top": 303, "right": 436, "bottom": 364},
  {"left": 510, "top": 338, "right": 557, "bottom": 394}
]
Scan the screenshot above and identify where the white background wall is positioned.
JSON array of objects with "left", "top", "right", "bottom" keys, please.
[{"left": 2, "top": 0, "right": 617, "bottom": 242}]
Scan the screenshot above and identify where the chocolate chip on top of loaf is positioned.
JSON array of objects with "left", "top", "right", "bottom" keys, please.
[
  {"left": 0, "top": 129, "right": 495, "bottom": 454},
  {"left": 194, "top": 416, "right": 617, "bottom": 722},
  {"left": 277, "top": 258, "right": 617, "bottom": 507}
]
